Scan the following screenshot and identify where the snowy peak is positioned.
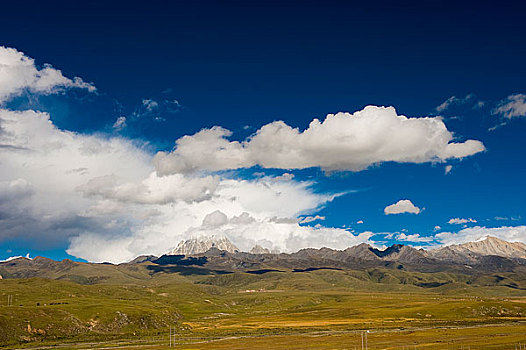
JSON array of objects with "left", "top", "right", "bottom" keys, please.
[
  {"left": 169, "top": 236, "right": 239, "bottom": 256},
  {"left": 428, "top": 236, "right": 526, "bottom": 263},
  {"left": 250, "top": 245, "right": 271, "bottom": 254},
  {"left": 454, "top": 236, "right": 526, "bottom": 258}
]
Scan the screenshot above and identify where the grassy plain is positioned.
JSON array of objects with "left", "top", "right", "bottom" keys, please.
[{"left": 0, "top": 266, "right": 525, "bottom": 349}]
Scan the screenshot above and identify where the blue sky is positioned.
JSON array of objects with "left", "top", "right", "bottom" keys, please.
[{"left": 0, "top": 0, "right": 525, "bottom": 262}]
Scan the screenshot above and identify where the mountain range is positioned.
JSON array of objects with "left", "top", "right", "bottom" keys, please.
[
  {"left": 169, "top": 235, "right": 526, "bottom": 266},
  {"left": 1, "top": 236, "right": 525, "bottom": 285}
]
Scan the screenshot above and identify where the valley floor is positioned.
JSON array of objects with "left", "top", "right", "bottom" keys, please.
[
  {"left": 10, "top": 323, "right": 526, "bottom": 349},
  {"left": 1, "top": 264, "right": 526, "bottom": 349}
]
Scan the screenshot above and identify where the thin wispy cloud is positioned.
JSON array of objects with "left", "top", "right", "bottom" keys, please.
[{"left": 493, "top": 94, "right": 526, "bottom": 119}]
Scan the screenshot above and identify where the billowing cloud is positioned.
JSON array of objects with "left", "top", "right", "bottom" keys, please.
[
  {"left": 384, "top": 199, "right": 421, "bottom": 215},
  {"left": 68, "top": 210, "right": 374, "bottom": 262},
  {"left": 493, "top": 94, "right": 526, "bottom": 119},
  {"left": 76, "top": 173, "right": 220, "bottom": 204},
  {"left": 1, "top": 106, "right": 341, "bottom": 261},
  {"left": 154, "top": 106, "right": 485, "bottom": 175},
  {"left": 435, "top": 226, "right": 526, "bottom": 245},
  {"left": 0, "top": 46, "right": 495, "bottom": 264},
  {"left": 448, "top": 217, "right": 477, "bottom": 225},
  {"left": 66, "top": 177, "right": 341, "bottom": 263},
  {"left": 0, "top": 108, "right": 153, "bottom": 244},
  {"left": 0, "top": 46, "right": 94, "bottom": 104}
]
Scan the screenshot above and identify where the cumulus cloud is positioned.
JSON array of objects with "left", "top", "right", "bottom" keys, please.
[
  {"left": 0, "top": 108, "right": 153, "bottom": 244},
  {"left": 0, "top": 47, "right": 494, "bottom": 264},
  {"left": 66, "top": 178, "right": 343, "bottom": 263},
  {"left": 70, "top": 210, "right": 374, "bottom": 262},
  {"left": 202, "top": 210, "right": 229, "bottom": 228},
  {"left": 493, "top": 94, "right": 526, "bottom": 119},
  {"left": 0, "top": 178, "right": 34, "bottom": 202},
  {"left": 444, "top": 165, "right": 453, "bottom": 175},
  {"left": 0, "top": 104, "right": 340, "bottom": 261},
  {"left": 435, "top": 226, "right": 526, "bottom": 245},
  {"left": 76, "top": 173, "right": 219, "bottom": 204},
  {"left": 0, "top": 46, "right": 94, "bottom": 104},
  {"left": 154, "top": 106, "right": 485, "bottom": 175},
  {"left": 448, "top": 217, "right": 477, "bottom": 225},
  {"left": 384, "top": 199, "right": 421, "bottom": 215}
]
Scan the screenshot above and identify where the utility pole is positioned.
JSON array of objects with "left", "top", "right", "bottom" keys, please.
[
  {"left": 361, "top": 332, "right": 364, "bottom": 350},
  {"left": 169, "top": 326, "right": 176, "bottom": 347}
]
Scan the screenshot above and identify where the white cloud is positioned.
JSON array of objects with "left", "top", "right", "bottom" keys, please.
[
  {"left": 444, "top": 165, "right": 453, "bottom": 175},
  {"left": 434, "top": 225, "right": 441, "bottom": 231},
  {"left": 76, "top": 172, "right": 220, "bottom": 204},
  {"left": 357, "top": 220, "right": 364, "bottom": 224},
  {"left": 0, "top": 108, "right": 153, "bottom": 244},
  {"left": 435, "top": 94, "right": 484, "bottom": 113},
  {"left": 0, "top": 178, "right": 34, "bottom": 201},
  {"left": 0, "top": 107, "right": 341, "bottom": 262},
  {"left": 494, "top": 216, "right": 520, "bottom": 221},
  {"left": 202, "top": 210, "right": 229, "bottom": 228},
  {"left": 0, "top": 46, "right": 94, "bottom": 104},
  {"left": 384, "top": 199, "right": 421, "bottom": 215},
  {"left": 112, "top": 116, "right": 127, "bottom": 131},
  {"left": 0, "top": 106, "right": 337, "bottom": 262},
  {"left": 300, "top": 215, "right": 325, "bottom": 224},
  {"left": 69, "top": 210, "right": 374, "bottom": 262},
  {"left": 436, "top": 96, "right": 463, "bottom": 112},
  {"left": 132, "top": 98, "right": 181, "bottom": 122},
  {"left": 153, "top": 106, "right": 485, "bottom": 175},
  {"left": 448, "top": 217, "right": 477, "bottom": 225},
  {"left": 273, "top": 172, "right": 294, "bottom": 181},
  {"left": 493, "top": 94, "right": 526, "bottom": 119},
  {"left": 434, "top": 226, "right": 526, "bottom": 245},
  {"left": 396, "top": 232, "right": 433, "bottom": 243},
  {"left": 0, "top": 47, "right": 496, "bottom": 264},
  {"left": 0, "top": 46, "right": 358, "bottom": 263},
  {"left": 142, "top": 99, "right": 159, "bottom": 111}
]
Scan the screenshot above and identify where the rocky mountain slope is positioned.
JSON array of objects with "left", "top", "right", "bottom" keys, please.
[
  {"left": 1, "top": 236, "right": 525, "bottom": 286},
  {"left": 427, "top": 236, "right": 526, "bottom": 263},
  {"left": 166, "top": 235, "right": 525, "bottom": 268},
  {"left": 169, "top": 235, "right": 239, "bottom": 255}
]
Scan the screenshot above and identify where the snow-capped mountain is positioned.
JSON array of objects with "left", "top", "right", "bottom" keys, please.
[{"left": 169, "top": 236, "right": 239, "bottom": 256}]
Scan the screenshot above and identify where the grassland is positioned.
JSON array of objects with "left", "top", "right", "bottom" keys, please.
[{"left": 1, "top": 264, "right": 525, "bottom": 349}]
